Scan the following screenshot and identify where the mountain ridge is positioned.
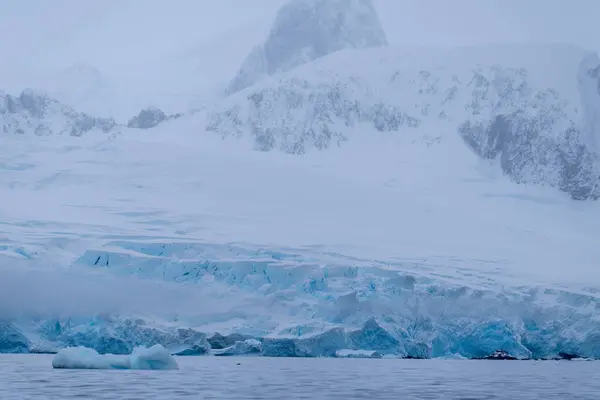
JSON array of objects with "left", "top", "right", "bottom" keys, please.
[
  {"left": 207, "top": 44, "right": 600, "bottom": 199},
  {"left": 226, "top": 0, "right": 388, "bottom": 94}
]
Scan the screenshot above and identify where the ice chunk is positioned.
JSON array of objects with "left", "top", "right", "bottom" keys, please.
[
  {"left": 347, "top": 317, "right": 401, "bottom": 354},
  {"left": 52, "top": 347, "right": 130, "bottom": 369},
  {"left": 126, "top": 107, "right": 182, "bottom": 129},
  {"left": 261, "top": 320, "right": 402, "bottom": 357},
  {"left": 226, "top": 0, "right": 387, "bottom": 93},
  {"left": 476, "top": 350, "right": 518, "bottom": 360},
  {"left": 52, "top": 344, "right": 178, "bottom": 370},
  {"left": 54, "top": 318, "right": 210, "bottom": 356},
  {"left": 129, "top": 345, "right": 180, "bottom": 370},
  {"left": 335, "top": 349, "right": 382, "bottom": 358},
  {"left": 261, "top": 327, "right": 349, "bottom": 357},
  {"left": 213, "top": 339, "right": 262, "bottom": 356}
]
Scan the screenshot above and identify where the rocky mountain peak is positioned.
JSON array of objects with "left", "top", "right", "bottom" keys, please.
[{"left": 226, "top": 0, "right": 387, "bottom": 94}]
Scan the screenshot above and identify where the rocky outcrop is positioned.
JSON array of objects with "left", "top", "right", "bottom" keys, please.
[
  {"left": 226, "top": 0, "right": 387, "bottom": 94},
  {"left": 209, "top": 45, "right": 600, "bottom": 200},
  {"left": 0, "top": 89, "right": 117, "bottom": 136},
  {"left": 127, "top": 107, "right": 182, "bottom": 129}
]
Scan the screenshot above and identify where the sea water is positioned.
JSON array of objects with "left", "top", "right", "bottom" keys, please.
[{"left": 1, "top": 355, "right": 598, "bottom": 399}]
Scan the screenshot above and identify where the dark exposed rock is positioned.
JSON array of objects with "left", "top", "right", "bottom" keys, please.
[
  {"left": 558, "top": 352, "right": 581, "bottom": 360},
  {"left": 347, "top": 317, "right": 400, "bottom": 353},
  {"left": 213, "top": 339, "right": 262, "bottom": 356},
  {"left": 1, "top": 89, "right": 117, "bottom": 136},
  {"left": 227, "top": 0, "right": 387, "bottom": 94},
  {"left": 127, "top": 107, "right": 182, "bottom": 129},
  {"left": 208, "top": 80, "right": 420, "bottom": 154},
  {"left": 459, "top": 113, "right": 599, "bottom": 201}
]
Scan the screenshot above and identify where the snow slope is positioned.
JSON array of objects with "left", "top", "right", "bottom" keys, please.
[
  {"left": 210, "top": 44, "right": 600, "bottom": 200},
  {"left": 1, "top": 127, "right": 599, "bottom": 359}
]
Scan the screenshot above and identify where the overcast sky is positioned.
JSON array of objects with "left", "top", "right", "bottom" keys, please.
[{"left": 0, "top": 0, "right": 597, "bottom": 93}]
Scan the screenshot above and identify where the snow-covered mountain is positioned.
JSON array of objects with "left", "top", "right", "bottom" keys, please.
[
  {"left": 226, "top": 0, "right": 388, "bottom": 94},
  {"left": 209, "top": 44, "right": 600, "bottom": 200},
  {"left": 0, "top": 89, "right": 117, "bottom": 136},
  {"left": 1, "top": 0, "right": 600, "bottom": 361}
]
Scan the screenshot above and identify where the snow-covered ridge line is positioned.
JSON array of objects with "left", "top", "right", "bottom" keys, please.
[
  {"left": 0, "top": 89, "right": 117, "bottom": 137},
  {"left": 0, "top": 89, "right": 186, "bottom": 136},
  {"left": 208, "top": 44, "right": 600, "bottom": 199}
]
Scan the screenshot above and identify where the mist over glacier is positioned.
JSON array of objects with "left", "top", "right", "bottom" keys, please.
[{"left": 1, "top": 0, "right": 600, "bottom": 360}]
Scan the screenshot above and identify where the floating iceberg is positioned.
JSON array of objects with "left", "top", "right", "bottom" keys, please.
[{"left": 51, "top": 344, "right": 178, "bottom": 370}]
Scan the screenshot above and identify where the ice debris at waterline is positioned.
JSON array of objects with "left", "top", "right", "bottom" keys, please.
[
  {"left": 52, "top": 344, "right": 178, "bottom": 370},
  {"left": 335, "top": 349, "right": 382, "bottom": 359}
]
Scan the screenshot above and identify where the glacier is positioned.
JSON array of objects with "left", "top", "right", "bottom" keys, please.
[
  {"left": 51, "top": 344, "right": 178, "bottom": 370},
  {"left": 226, "top": 0, "right": 388, "bottom": 94},
  {"left": 1, "top": 89, "right": 117, "bottom": 137},
  {"left": 2, "top": 69, "right": 600, "bottom": 358}
]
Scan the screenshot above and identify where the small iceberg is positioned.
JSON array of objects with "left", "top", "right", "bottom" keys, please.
[{"left": 52, "top": 344, "right": 179, "bottom": 370}]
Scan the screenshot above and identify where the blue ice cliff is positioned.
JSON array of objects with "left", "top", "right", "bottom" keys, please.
[{"left": 2, "top": 242, "right": 599, "bottom": 360}]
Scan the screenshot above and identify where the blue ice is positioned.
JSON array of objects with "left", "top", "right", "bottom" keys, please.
[{"left": 52, "top": 344, "right": 178, "bottom": 370}]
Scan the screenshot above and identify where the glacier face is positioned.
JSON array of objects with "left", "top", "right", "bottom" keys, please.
[
  {"left": 0, "top": 89, "right": 117, "bottom": 137},
  {"left": 73, "top": 241, "right": 600, "bottom": 360},
  {"left": 209, "top": 45, "right": 600, "bottom": 199},
  {"left": 6, "top": 316, "right": 210, "bottom": 356},
  {"left": 226, "top": 0, "right": 387, "bottom": 94},
  {"left": 0, "top": 321, "right": 29, "bottom": 353},
  {"left": 3, "top": 239, "right": 599, "bottom": 359}
]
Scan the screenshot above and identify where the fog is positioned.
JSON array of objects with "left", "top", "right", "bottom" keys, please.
[
  {"left": 0, "top": 260, "right": 259, "bottom": 319},
  {"left": 0, "top": 0, "right": 597, "bottom": 93}
]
